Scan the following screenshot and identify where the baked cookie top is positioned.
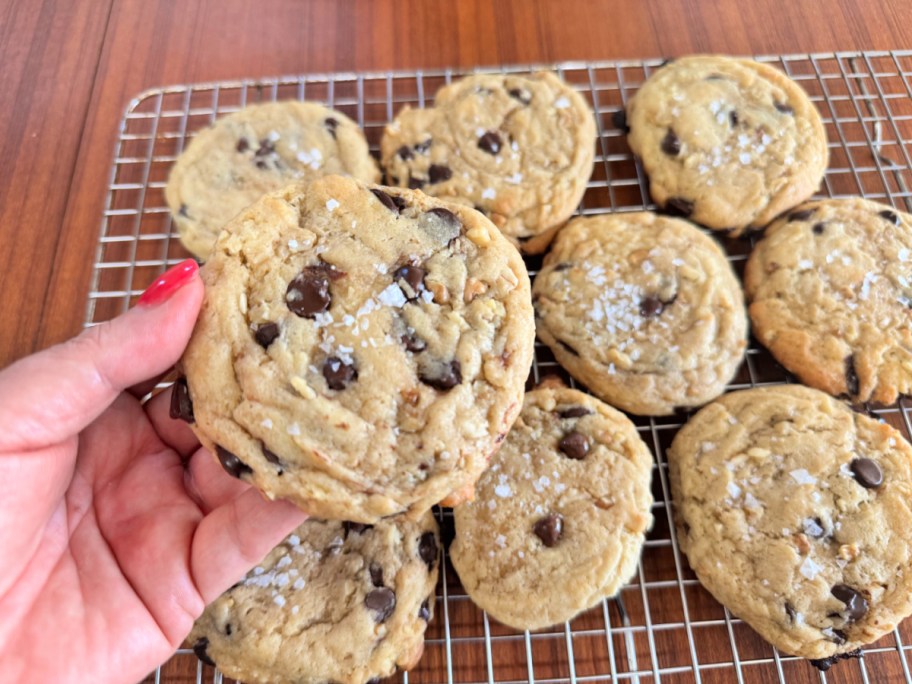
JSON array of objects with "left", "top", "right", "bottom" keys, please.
[
  {"left": 532, "top": 212, "right": 748, "bottom": 415},
  {"left": 179, "top": 174, "right": 535, "bottom": 523},
  {"left": 450, "top": 383, "right": 654, "bottom": 631},
  {"left": 380, "top": 71, "right": 596, "bottom": 254},
  {"left": 745, "top": 198, "right": 912, "bottom": 405},
  {"left": 626, "top": 55, "right": 828, "bottom": 235},
  {"left": 165, "top": 100, "right": 379, "bottom": 260},
  {"left": 189, "top": 514, "right": 440, "bottom": 684},
  {"left": 669, "top": 384, "right": 912, "bottom": 663}
]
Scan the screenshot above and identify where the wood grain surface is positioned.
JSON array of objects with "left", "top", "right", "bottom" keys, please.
[{"left": 4, "top": 1, "right": 912, "bottom": 683}]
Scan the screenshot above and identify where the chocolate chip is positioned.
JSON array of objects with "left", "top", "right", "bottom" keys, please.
[
  {"left": 408, "top": 175, "right": 425, "bottom": 189},
  {"left": 831, "top": 585, "right": 868, "bottom": 622},
  {"left": 255, "top": 159, "right": 268, "bottom": 170},
  {"left": 478, "top": 130, "right": 502, "bottom": 155},
  {"left": 813, "top": 222, "right": 826, "bottom": 235},
  {"left": 640, "top": 296, "right": 666, "bottom": 317},
  {"left": 236, "top": 138, "right": 250, "bottom": 153},
  {"left": 178, "top": 204, "right": 190, "bottom": 217},
  {"left": 729, "top": 110, "right": 739, "bottom": 127},
  {"left": 401, "top": 332, "right": 427, "bottom": 353},
  {"left": 827, "top": 628, "right": 848, "bottom": 645},
  {"left": 802, "top": 517, "right": 825, "bottom": 538},
  {"left": 419, "top": 598, "right": 431, "bottom": 621},
  {"left": 559, "top": 431, "right": 590, "bottom": 459},
  {"left": 428, "top": 164, "right": 452, "bottom": 184},
  {"left": 421, "top": 207, "right": 462, "bottom": 244},
  {"left": 365, "top": 587, "right": 396, "bottom": 622},
  {"left": 323, "top": 356, "right": 357, "bottom": 390},
  {"left": 413, "top": 139, "right": 432, "bottom": 154},
  {"left": 420, "top": 360, "right": 462, "bottom": 391},
  {"left": 810, "top": 649, "right": 863, "bottom": 671},
  {"left": 216, "top": 446, "right": 252, "bottom": 480},
  {"left": 371, "top": 188, "right": 403, "bottom": 214},
  {"left": 879, "top": 209, "right": 900, "bottom": 225},
  {"left": 254, "top": 322, "right": 280, "bottom": 348},
  {"left": 419, "top": 531, "right": 438, "bottom": 568},
  {"left": 369, "top": 563, "right": 384, "bottom": 587},
  {"left": 344, "top": 521, "right": 372, "bottom": 536},
  {"left": 509, "top": 87, "right": 532, "bottom": 105},
  {"left": 263, "top": 447, "right": 282, "bottom": 468},
  {"left": 397, "top": 145, "right": 414, "bottom": 161},
  {"left": 661, "top": 129, "right": 681, "bottom": 156},
  {"left": 256, "top": 138, "right": 275, "bottom": 156},
  {"left": 286, "top": 265, "right": 340, "bottom": 318},
  {"left": 850, "top": 457, "right": 883, "bottom": 489},
  {"left": 774, "top": 101, "right": 794, "bottom": 114},
  {"left": 844, "top": 355, "right": 859, "bottom": 397},
  {"left": 192, "top": 637, "right": 216, "bottom": 667},
  {"left": 324, "top": 117, "right": 339, "bottom": 138},
  {"left": 611, "top": 109, "right": 629, "bottom": 132},
  {"left": 533, "top": 513, "right": 564, "bottom": 547},
  {"left": 665, "top": 197, "right": 694, "bottom": 218},
  {"left": 225, "top": 623, "right": 232, "bottom": 635},
  {"left": 558, "top": 406, "right": 593, "bottom": 419},
  {"left": 170, "top": 377, "right": 194, "bottom": 423},
  {"left": 394, "top": 265, "right": 426, "bottom": 299},
  {"left": 785, "top": 602, "right": 796, "bottom": 622},
  {"left": 788, "top": 208, "right": 815, "bottom": 222}
]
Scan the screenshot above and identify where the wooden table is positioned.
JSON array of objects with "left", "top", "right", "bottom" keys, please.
[{"left": 4, "top": 1, "right": 912, "bottom": 683}]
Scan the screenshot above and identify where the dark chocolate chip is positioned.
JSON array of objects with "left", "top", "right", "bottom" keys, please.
[
  {"left": 344, "top": 521, "right": 372, "bottom": 536},
  {"left": 178, "top": 204, "right": 190, "bottom": 217},
  {"left": 369, "top": 563, "right": 384, "bottom": 587},
  {"left": 324, "top": 117, "right": 339, "bottom": 138},
  {"left": 394, "top": 265, "right": 426, "bottom": 299},
  {"left": 774, "top": 101, "right": 795, "bottom": 114},
  {"left": 611, "top": 109, "right": 629, "bottom": 133},
  {"left": 831, "top": 585, "right": 868, "bottom": 622},
  {"left": 850, "top": 457, "right": 883, "bottom": 489},
  {"left": 256, "top": 138, "right": 276, "bottom": 156},
  {"left": 802, "top": 517, "right": 825, "bottom": 539},
  {"left": 478, "top": 130, "right": 503, "bottom": 155},
  {"left": 661, "top": 129, "right": 681, "bottom": 156},
  {"left": 408, "top": 175, "right": 425, "bottom": 190},
  {"left": 323, "top": 356, "right": 357, "bottom": 390},
  {"left": 428, "top": 164, "right": 452, "bottom": 184},
  {"left": 640, "top": 296, "right": 666, "bottom": 317},
  {"left": 844, "top": 355, "right": 859, "bottom": 397},
  {"left": 413, "top": 139, "right": 432, "bottom": 154},
  {"left": 421, "top": 207, "right": 462, "bottom": 243},
  {"left": 170, "top": 376, "right": 194, "bottom": 423},
  {"left": 254, "top": 322, "right": 280, "bottom": 348},
  {"left": 397, "top": 145, "right": 414, "bottom": 160},
  {"left": 420, "top": 360, "right": 462, "bottom": 391},
  {"left": 255, "top": 159, "right": 268, "bottom": 170},
  {"left": 788, "top": 208, "right": 815, "bottom": 222},
  {"left": 828, "top": 629, "right": 848, "bottom": 645},
  {"left": 225, "top": 623, "right": 232, "bottom": 636},
  {"left": 879, "top": 209, "right": 900, "bottom": 225},
  {"left": 533, "top": 513, "right": 564, "bottom": 547},
  {"left": 810, "top": 649, "right": 863, "bottom": 671},
  {"left": 286, "top": 265, "right": 340, "bottom": 318},
  {"left": 785, "top": 602, "right": 796, "bottom": 622},
  {"left": 665, "top": 197, "right": 694, "bottom": 218},
  {"left": 419, "top": 531, "right": 439, "bottom": 568},
  {"left": 729, "top": 110, "right": 739, "bottom": 127},
  {"left": 508, "top": 87, "right": 532, "bottom": 105},
  {"left": 559, "top": 431, "right": 591, "bottom": 459},
  {"left": 418, "top": 598, "right": 431, "bottom": 621},
  {"left": 365, "top": 587, "right": 396, "bottom": 622},
  {"left": 371, "top": 188, "right": 403, "bottom": 214},
  {"left": 813, "top": 222, "right": 826, "bottom": 235},
  {"left": 557, "top": 339, "right": 580, "bottom": 357},
  {"left": 263, "top": 447, "right": 282, "bottom": 467},
  {"left": 558, "top": 406, "right": 593, "bottom": 419},
  {"left": 236, "top": 138, "right": 250, "bottom": 153},
  {"left": 192, "top": 637, "right": 216, "bottom": 667},
  {"left": 216, "top": 446, "right": 252, "bottom": 480},
  {"left": 401, "top": 332, "right": 427, "bottom": 353}
]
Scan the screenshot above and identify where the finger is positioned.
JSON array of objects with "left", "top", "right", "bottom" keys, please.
[
  {"left": 128, "top": 368, "right": 174, "bottom": 400},
  {"left": 0, "top": 260, "right": 203, "bottom": 452},
  {"left": 191, "top": 489, "right": 308, "bottom": 603},
  {"left": 184, "top": 446, "right": 250, "bottom": 513},
  {"left": 145, "top": 384, "right": 201, "bottom": 459}
]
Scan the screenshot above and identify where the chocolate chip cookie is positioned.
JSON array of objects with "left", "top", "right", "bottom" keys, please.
[
  {"left": 189, "top": 513, "right": 440, "bottom": 684},
  {"left": 450, "top": 381, "right": 654, "bottom": 631},
  {"left": 745, "top": 198, "right": 912, "bottom": 405},
  {"left": 165, "top": 100, "right": 379, "bottom": 260},
  {"left": 625, "top": 55, "right": 828, "bottom": 236},
  {"left": 178, "top": 174, "right": 535, "bottom": 523},
  {"left": 532, "top": 212, "right": 748, "bottom": 415},
  {"left": 669, "top": 384, "right": 912, "bottom": 665},
  {"left": 380, "top": 71, "right": 597, "bottom": 254}
]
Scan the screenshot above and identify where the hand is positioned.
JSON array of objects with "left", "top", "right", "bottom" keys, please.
[{"left": 0, "top": 260, "right": 307, "bottom": 684}]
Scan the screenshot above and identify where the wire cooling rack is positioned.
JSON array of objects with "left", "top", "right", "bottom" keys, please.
[{"left": 86, "top": 52, "right": 912, "bottom": 684}]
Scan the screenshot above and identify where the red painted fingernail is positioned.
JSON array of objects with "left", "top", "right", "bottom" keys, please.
[{"left": 138, "top": 259, "right": 199, "bottom": 306}]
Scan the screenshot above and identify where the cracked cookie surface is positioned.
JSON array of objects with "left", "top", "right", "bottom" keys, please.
[
  {"left": 669, "top": 384, "right": 912, "bottom": 662},
  {"left": 179, "top": 174, "right": 535, "bottom": 522},
  {"left": 188, "top": 514, "right": 440, "bottom": 684},
  {"left": 532, "top": 212, "right": 748, "bottom": 415},
  {"left": 746, "top": 198, "right": 912, "bottom": 405},
  {"left": 165, "top": 100, "right": 379, "bottom": 260},
  {"left": 380, "top": 72, "right": 596, "bottom": 254},
  {"left": 626, "top": 55, "right": 828, "bottom": 235},
  {"left": 450, "top": 383, "right": 653, "bottom": 631}
]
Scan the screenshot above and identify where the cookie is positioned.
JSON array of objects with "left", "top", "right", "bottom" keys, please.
[
  {"left": 165, "top": 100, "right": 379, "bottom": 260},
  {"left": 532, "top": 212, "right": 748, "bottom": 416},
  {"left": 668, "top": 384, "right": 912, "bottom": 664},
  {"left": 625, "top": 55, "right": 828, "bottom": 236},
  {"left": 178, "top": 174, "right": 535, "bottom": 523},
  {"left": 380, "top": 71, "right": 596, "bottom": 254},
  {"left": 450, "top": 381, "right": 654, "bottom": 631},
  {"left": 188, "top": 513, "right": 440, "bottom": 684},
  {"left": 745, "top": 198, "right": 912, "bottom": 405}
]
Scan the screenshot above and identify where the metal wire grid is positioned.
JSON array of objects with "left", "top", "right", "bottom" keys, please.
[{"left": 84, "top": 52, "right": 912, "bottom": 684}]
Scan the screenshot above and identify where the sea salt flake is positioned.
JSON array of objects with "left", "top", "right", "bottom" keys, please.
[
  {"left": 790, "top": 469, "right": 816, "bottom": 485},
  {"left": 378, "top": 283, "right": 407, "bottom": 307},
  {"left": 482, "top": 187, "right": 496, "bottom": 199},
  {"left": 261, "top": 418, "right": 273, "bottom": 429},
  {"left": 798, "top": 259, "right": 813, "bottom": 269},
  {"left": 494, "top": 534, "right": 506, "bottom": 548},
  {"left": 739, "top": 152, "right": 752, "bottom": 165},
  {"left": 274, "top": 595, "right": 287, "bottom": 607},
  {"left": 293, "top": 578, "right": 305, "bottom": 590},
  {"left": 727, "top": 481, "right": 742, "bottom": 498},
  {"left": 494, "top": 483, "right": 512, "bottom": 498},
  {"left": 287, "top": 423, "right": 301, "bottom": 436},
  {"left": 276, "top": 555, "right": 292, "bottom": 569},
  {"left": 554, "top": 96, "right": 570, "bottom": 109},
  {"left": 799, "top": 556, "right": 823, "bottom": 580},
  {"left": 326, "top": 198, "right": 340, "bottom": 212},
  {"left": 288, "top": 535, "right": 301, "bottom": 546}
]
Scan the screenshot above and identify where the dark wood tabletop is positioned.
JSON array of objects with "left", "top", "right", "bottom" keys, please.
[{"left": 4, "top": 2, "right": 912, "bottom": 683}]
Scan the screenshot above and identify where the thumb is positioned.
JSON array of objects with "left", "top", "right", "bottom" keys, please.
[{"left": 0, "top": 260, "right": 203, "bottom": 451}]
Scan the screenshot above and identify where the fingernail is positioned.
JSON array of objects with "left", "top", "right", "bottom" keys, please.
[{"left": 138, "top": 259, "right": 199, "bottom": 307}]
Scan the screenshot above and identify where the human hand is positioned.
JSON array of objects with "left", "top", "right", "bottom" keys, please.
[{"left": 0, "top": 259, "right": 307, "bottom": 683}]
